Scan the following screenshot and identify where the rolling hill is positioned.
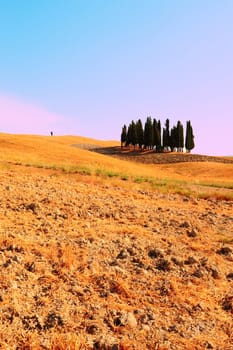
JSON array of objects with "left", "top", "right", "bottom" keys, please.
[{"left": 0, "top": 133, "right": 233, "bottom": 349}]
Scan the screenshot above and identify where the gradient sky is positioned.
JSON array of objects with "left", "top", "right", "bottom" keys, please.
[{"left": 0, "top": 0, "right": 233, "bottom": 155}]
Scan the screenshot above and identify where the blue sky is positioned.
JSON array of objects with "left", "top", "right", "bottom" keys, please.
[{"left": 0, "top": 0, "right": 233, "bottom": 155}]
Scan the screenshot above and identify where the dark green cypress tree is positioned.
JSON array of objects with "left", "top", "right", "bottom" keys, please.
[
  {"left": 185, "top": 121, "right": 190, "bottom": 152},
  {"left": 189, "top": 122, "right": 195, "bottom": 151},
  {"left": 170, "top": 126, "right": 177, "bottom": 151},
  {"left": 162, "top": 127, "right": 166, "bottom": 150},
  {"left": 131, "top": 120, "right": 137, "bottom": 149},
  {"left": 126, "top": 122, "right": 132, "bottom": 147},
  {"left": 157, "top": 120, "right": 162, "bottom": 151},
  {"left": 176, "top": 120, "right": 184, "bottom": 152},
  {"left": 163, "top": 119, "right": 170, "bottom": 150},
  {"left": 144, "top": 117, "right": 153, "bottom": 149},
  {"left": 185, "top": 120, "right": 195, "bottom": 152},
  {"left": 121, "top": 124, "right": 127, "bottom": 148},
  {"left": 144, "top": 119, "right": 149, "bottom": 149},
  {"left": 136, "top": 119, "right": 144, "bottom": 149},
  {"left": 156, "top": 120, "right": 162, "bottom": 152},
  {"left": 153, "top": 119, "right": 158, "bottom": 149},
  {"left": 152, "top": 119, "right": 162, "bottom": 151}
]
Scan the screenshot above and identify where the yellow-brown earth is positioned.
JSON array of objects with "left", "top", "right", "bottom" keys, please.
[{"left": 0, "top": 134, "right": 233, "bottom": 349}]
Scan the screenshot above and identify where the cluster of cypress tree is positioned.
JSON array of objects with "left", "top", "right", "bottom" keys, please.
[{"left": 121, "top": 117, "right": 195, "bottom": 152}]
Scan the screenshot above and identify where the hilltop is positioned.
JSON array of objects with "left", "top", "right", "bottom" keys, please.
[{"left": 0, "top": 134, "right": 233, "bottom": 349}]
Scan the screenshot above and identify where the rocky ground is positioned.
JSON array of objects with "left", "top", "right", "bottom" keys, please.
[{"left": 0, "top": 165, "right": 233, "bottom": 349}]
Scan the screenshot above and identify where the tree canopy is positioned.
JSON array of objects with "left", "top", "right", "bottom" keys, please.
[{"left": 121, "top": 118, "right": 195, "bottom": 153}]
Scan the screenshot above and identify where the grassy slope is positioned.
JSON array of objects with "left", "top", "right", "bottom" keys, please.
[{"left": 0, "top": 133, "right": 233, "bottom": 199}]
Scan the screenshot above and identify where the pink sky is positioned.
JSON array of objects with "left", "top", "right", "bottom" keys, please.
[{"left": 0, "top": 94, "right": 74, "bottom": 136}]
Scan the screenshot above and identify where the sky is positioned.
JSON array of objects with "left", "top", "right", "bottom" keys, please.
[{"left": 0, "top": 0, "right": 233, "bottom": 156}]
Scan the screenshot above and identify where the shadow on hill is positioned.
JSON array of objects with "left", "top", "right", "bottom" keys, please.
[{"left": 72, "top": 144, "right": 233, "bottom": 165}]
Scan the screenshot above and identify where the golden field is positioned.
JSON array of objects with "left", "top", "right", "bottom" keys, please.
[
  {"left": 0, "top": 133, "right": 233, "bottom": 349},
  {"left": 0, "top": 133, "right": 232, "bottom": 200}
]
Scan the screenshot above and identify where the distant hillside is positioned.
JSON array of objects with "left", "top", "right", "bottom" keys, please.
[{"left": 0, "top": 133, "right": 233, "bottom": 200}]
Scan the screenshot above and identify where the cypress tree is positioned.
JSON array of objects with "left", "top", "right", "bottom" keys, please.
[
  {"left": 170, "top": 126, "right": 177, "bottom": 151},
  {"left": 189, "top": 122, "right": 195, "bottom": 151},
  {"left": 144, "top": 117, "right": 153, "bottom": 149},
  {"left": 158, "top": 120, "right": 161, "bottom": 145},
  {"left": 136, "top": 119, "right": 144, "bottom": 149},
  {"left": 131, "top": 120, "right": 137, "bottom": 149},
  {"left": 163, "top": 118, "right": 170, "bottom": 150},
  {"left": 126, "top": 122, "right": 132, "bottom": 147},
  {"left": 185, "top": 120, "right": 195, "bottom": 152},
  {"left": 162, "top": 127, "right": 166, "bottom": 150},
  {"left": 157, "top": 120, "right": 162, "bottom": 151},
  {"left": 144, "top": 119, "right": 149, "bottom": 149},
  {"left": 152, "top": 119, "right": 158, "bottom": 149},
  {"left": 121, "top": 125, "right": 127, "bottom": 148},
  {"left": 152, "top": 119, "right": 162, "bottom": 151},
  {"left": 176, "top": 120, "right": 184, "bottom": 152}
]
